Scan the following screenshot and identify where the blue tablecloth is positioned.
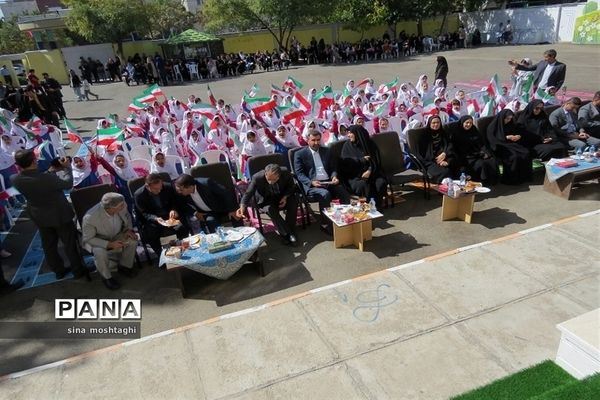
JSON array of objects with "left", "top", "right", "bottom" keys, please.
[
  {"left": 546, "top": 158, "right": 599, "bottom": 183},
  {"left": 160, "top": 228, "right": 265, "bottom": 280}
]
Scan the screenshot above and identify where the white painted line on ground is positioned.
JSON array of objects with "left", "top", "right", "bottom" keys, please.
[
  {"left": 519, "top": 224, "right": 553, "bottom": 235},
  {"left": 578, "top": 209, "right": 600, "bottom": 218},
  {"left": 387, "top": 259, "right": 425, "bottom": 272},
  {"left": 457, "top": 241, "right": 493, "bottom": 252},
  {"left": 309, "top": 279, "right": 353, "bottom": 293},
  {"left": 219, "top": 304, "right": 269, "bottom": 320},
  {"left": 122, "top": 329, "right": 176, "bottom": 346}
]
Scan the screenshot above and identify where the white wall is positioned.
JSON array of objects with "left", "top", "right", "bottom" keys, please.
[
  {"left": 61, "top": 44, "right": 116, "bottom": 77},
  {"left": 460, "top": 3, "right": 587, "bottom": 44}
]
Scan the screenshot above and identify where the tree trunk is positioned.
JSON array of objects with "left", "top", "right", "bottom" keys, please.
[
  {"left": 417, "top": 18, "right": 423, "bottom": 37},
  {"left": 439, "top": 14, "right": 447, "bottom": 36},
  {"left": 116, "top": 41, "right": 124, "bottom": 61},
  {"left": 388, "top": 23, "right": 397, "bottom": 40}
]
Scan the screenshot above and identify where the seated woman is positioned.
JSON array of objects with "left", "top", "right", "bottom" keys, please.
[
  {"left": 516, "top": 99, "right": 568, "bottom": 161},
  {"left": 486, "top": 109, "right": 532, "bottom": 185},
  {"left": 414, "top": 115, "right": 456, "bottom": 183},
  {"left": 339, "top": 125, "right": 387, "bottom": 208},
  {"left": 451, "top": 116, "right": 499, "bottom": 185}
]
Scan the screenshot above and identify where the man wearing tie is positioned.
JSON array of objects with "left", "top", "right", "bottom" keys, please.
[
  {"left": 174, "top": 174, "right": 242, "bottom": 233},
  {"left": 237, "top": 163, "right": 298, "bottom": 245},
  {"left": 294, "top": 129, "right": 350, "bottom": 234}
]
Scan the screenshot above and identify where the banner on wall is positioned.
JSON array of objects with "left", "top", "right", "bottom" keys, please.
[{"left": 573, "top": 1, "right": 600, "bottom": 44}]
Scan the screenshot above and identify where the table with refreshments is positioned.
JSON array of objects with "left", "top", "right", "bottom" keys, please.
[
  {"left": 436, "top": 173, "right": 491, "bottom": 223},
  {"left": 323, "top": 198, "right": 383, "bottom": 251},
  {"left": 160, "top": 226, "right": 265, "bottom": 281},
  {"left": 544, "top": 147, "right": 600, "bottom": 199}
]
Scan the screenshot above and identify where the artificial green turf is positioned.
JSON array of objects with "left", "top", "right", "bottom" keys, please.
[
  {"left": 451, "top": 360, "right": 577, "bottom": 400},
  {"left": 530, "top": 373, "right": 600, "bottom": 400}
]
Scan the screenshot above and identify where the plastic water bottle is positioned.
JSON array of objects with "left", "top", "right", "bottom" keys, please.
[
  {"left": 369, "top": 198, "right": 377, "bottom": 212},
  {"left": 459, "top": 172, "right": 467, "bottom": 187},
  {"left": 590, "top": 145, "right": 597, "bottom": 160},
  {"left": 576, "top": 148, "right": 583, "bottom": 160},
  {"left": 199, "top": 231, "right": 207, "bottom": 252},
  {"left": 334, "top": 208, "right": 342, "bottom": 223},
  {"left": 447, "top": 183, "right": 454, "bottom": 197}
]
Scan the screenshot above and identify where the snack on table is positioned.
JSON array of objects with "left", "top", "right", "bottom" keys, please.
[
  {"left": 354, "top": 211, "right": 368, "bottom": 221},
  {"left": 165, "top": 246, "right": 182, "bottom": 258},
  {"left": 464, "top": 181, "right": 482, "bottom": 192}
]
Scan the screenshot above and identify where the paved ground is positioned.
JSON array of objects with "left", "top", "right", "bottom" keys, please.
[
  {"left": 1, "top": 212, "right": 598, "bottom": 399},
  {"left": 0, "top": 43, "right": 599, "bottom": 395}
]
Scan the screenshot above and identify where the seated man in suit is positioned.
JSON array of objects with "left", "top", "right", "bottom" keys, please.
[
  {"left": 237, "top": 163, "right": 298, "bottom": 245},
  {"left": 578, "top": 91, "right": 600, "bottom": 138},
  {"left": 82, "top": 193, "right": 138, "bottom": 290},
  {"left": 549, "top": 97, "right": 600, "bottom": 150},
  {"left": 174, "top": 174, "right": 242, "bottom": 233},
  {"left": 293, "top": 129, "right": 350, "bottom": 234},
  {"left": 134, "top": 173, "right": 188, "bottom": 257}
]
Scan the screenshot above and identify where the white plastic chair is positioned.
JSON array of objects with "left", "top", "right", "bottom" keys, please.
[
  {"left": 0, "top": 174, "right": 15, "bottom": 228},
  {"left": 164, "top": 155, "right": 188, "bottom": 176},
  {"left": 198, "top": 149, "right": 229, "bottom": 166},
  {"left": 187, "top": 63, "right": 200, "bottom": 80},
  {"left": 173, "top": 64, "right": 183, "bottom": 82},
  {"left": 129, "top": 159, "right": 151, "bottom": 176},
  {"left": 48, "top": 126, "right": 66, "bottom": 157},
  {"left": 122, "top": 137, "right": 149, "bottom": 154},
  {"left": 128, "top": 145, "right": 154, "bottom": 162}
]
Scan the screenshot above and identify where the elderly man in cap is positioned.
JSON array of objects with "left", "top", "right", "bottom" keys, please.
[{"left": 82, "top": 193, "right": 138, "bottom": 290}]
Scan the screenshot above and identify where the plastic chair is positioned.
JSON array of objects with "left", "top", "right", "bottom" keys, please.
[
  {"left": 128, "top": 145, "right": 154, "bottom": 162},
  {"left": 189, "top": 163, "right": 240, "bottom": 214},
  {"left": 187, "top": 63, "right": 200, "bottom": 80},
  {"left": 173, "top": 64, "right": 183, "bottom": 82},
  {"left": 164, "top": 155, "right": 187, "bottom": 176},
  {"left": 129, "top": 159, "right": 151, "bottom": 176},
  {"left": 287, "top": 146, "right": 318, "bottom": 226},
  {"left": 123, "top": 137, "right": 150, "bottom": 154},
  {"left": 198, "top": 149, "right": 231, "bottom": 169}
]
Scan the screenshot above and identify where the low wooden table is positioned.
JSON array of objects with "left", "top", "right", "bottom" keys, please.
[
  {"left": 324, "top": 208, "right": 383, "bottom": 251},
  {"left": 543, "top": 163, "right": 600, "bottom": 200},
  {"left": 441, "top": 192, "right": 476, "bottom": 223}
]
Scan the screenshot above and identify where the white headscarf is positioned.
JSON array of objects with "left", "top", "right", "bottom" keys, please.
[
  {"left": 301, "top": 119, "right": 320, "bottom": 140},
  {"left": 150, "top": 151, "right": 179, "bottom": 180},
  {"left": 241, "top": 131, "right": 267, "bottom": 156},
  {"left": 72, "top": 156, "right": 92, "bottom": 187},
  {"left": 1, "top": 134, "right": 25, "bottom": 155},
  {"left": 112, "top": 151, "right": 138, "bottom": 181}
]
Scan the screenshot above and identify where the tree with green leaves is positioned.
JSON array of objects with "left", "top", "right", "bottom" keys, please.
[
  {"left": 63, "top": 0, "right": 149, "bottom": 58},
  {"left": 0, "top": 16, "right": 35, "bottom": 55},
  {"left": 202, "top": 0, "right": 327, "bottom": 51},
  {"left": 147, "top": 0, "right": 197, "bottom": 39},
  {"left": 331, "top": 0, "right": 380, "bottom": 38}
]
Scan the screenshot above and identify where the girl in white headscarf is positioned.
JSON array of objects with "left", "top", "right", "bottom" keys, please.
[
  {"left": 180, "top": 111, "right": 195, "bottom": 139},
  {"left": 0, "top": 147, "right": 18, "bottom": 188},
  {"left": 160, "top": 128, "right": 179, "bottom": 156},
  {"left": 365, "top": 79, "right": 377, "bottom": 99},
  {"left": 72, "top": 155, "right": 101, "bottom": 189},
  {"left": 207, "top": 116, "right": 230, "bottom": 151},
  {"left": 112, "top": 152, "right": 140, "bottom": 181},
  {"left": 301, "top": 119, "right": 320, "bottom": 141},
  {"left": 415, "top": 74, "right": 428, "bottom": 94},
  {"left": 345, "top": 80, "right": 357, "bottom": 96},
  {"left": 150, "top": 151, "right": 179, "bottom": 180},
  {"left": 188, "top": 129, "right": 208, "bottom": 160}
]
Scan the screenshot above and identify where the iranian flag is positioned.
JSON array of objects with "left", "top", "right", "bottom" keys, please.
[
  {"left": 190, "top": 102, "right": 217, "bottom": 118},
  {"left": 33, "top": 140, "right": 56, "bottom": 161},
  {"left": 207, "top": 85, "right": 217, "bottom": 107},
  {"left": 135, "top": 92, "right": 155, "bottom": 104},
  {"left": 27, "top": 115, "right": 43, "bottom": 133},
  {"left": 467, "top": 99, "right": 480, "bottom": 116},
  {"left": 64, "top": 118, "right": 83, "bottom": 143},
  {"left": 97, "top": 126, "right": 124, "bottom": 146},
  {"left": 284, "top": 76, "right": 304, "bottom": 90},
  {"left": 282, "top": 109, "right": 306, "bottom": 124},
  {"left": 271, "top": 85, "right": 288, "bottom": 99},
  {"left": 378, "top": 77, "right": 399, "bottom": 94},
  {"left": 422, "top": 103, "right": 439, "bottom": 118},
  {"left": 535, "top": 87, "right": 554, "bottom": 103},
  {"left": 520, "top": 74, "right": 534, "bottom": 103},
  {"left": 146, "top": 84, "right": 164, "bottom": 99},
  {"left": 128, "top": 99, "right": 146, "bottom": 112},
  {"left": 486, "top": 74, "right": 502, "bottom": 98},
  {"left": 242, "top": 95, "right": 272, "bottom": 113},
  {"left": 250, "top": 100, "right": 277, "bottom": 115},
  {"left": 480, "top": 97, "right": 496, "bottom": 118},
  {"left": 293, "top": 91, "right": 312, "bottom": 113},
  {"left": 373, "top": 97, "right": 391, "bottom": 117},
  {"left": 313, "top": 86, "right": 334, "bottom": 108},
  {"left": 357, "top": 78, "right": 371, "bottom": 87},
  {"left": 248, "top": 83, "right": 260, "bottom": 97}
]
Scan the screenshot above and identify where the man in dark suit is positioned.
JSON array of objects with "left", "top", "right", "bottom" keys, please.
[
  {"left": 174, "top": 174, "right": 242, "bottom": 233},
  {"left": 293, "top": 129, "right": 350, "bottom": 233},
  {"left": 134, "top": 173, "right": 188, "bottom": 256},
  {"left": 11, "top": 149, "right": 89, "bottom": 280},
  {"left": 237, "top": 164, "right": 298, "bottom": 245},
  {"left": 510, "top": 49, "right": 566, "bottom": 91}
]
